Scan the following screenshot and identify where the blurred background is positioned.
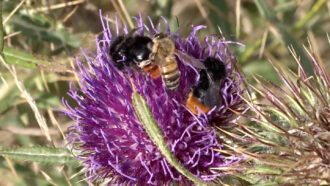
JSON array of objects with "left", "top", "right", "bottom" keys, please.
[{"left": 0, "top": 0, "right": 329, "bottom": 185}]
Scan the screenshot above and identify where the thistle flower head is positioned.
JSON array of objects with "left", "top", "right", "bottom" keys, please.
[
  {"left": 63, "top": 12, "right": 245, "bottom": 185},
  {"left": 237, "top": 45, "right": 330, "bottom": 185}
]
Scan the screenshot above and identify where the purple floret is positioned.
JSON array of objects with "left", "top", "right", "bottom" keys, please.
[{"left": 64, "top": 11, "right": 245, "bottom": 185}]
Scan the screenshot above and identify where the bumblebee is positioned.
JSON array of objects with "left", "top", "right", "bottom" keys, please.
[
  {"left": 109, "top": 29, "right": 153, "bottom": 70},
  {"left": 186, "top": 57, "right": 226, "bottom": 115}
]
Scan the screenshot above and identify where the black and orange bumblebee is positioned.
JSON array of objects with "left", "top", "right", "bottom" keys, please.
[{"left": 186, "top": 57, "right": 226, "bottom": 115}]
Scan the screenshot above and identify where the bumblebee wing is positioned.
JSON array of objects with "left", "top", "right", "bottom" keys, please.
[
  {"left": 175, "top": 50, "right": 206, "bottom": 69},
  {"left": 203, "top": 81, "right": 222, "bottom": 107}
]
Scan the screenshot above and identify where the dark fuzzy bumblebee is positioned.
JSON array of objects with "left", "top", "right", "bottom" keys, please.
[
  {"left": 109, "top": 33, "right": 153, "bottom": 69},
  {"left": 186, "top": 57, "right": 226, "bottom": 115}
]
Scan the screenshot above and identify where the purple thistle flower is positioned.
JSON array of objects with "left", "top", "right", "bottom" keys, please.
[{"left": 63, "top": 12, "right": 245, "bottom": 185}]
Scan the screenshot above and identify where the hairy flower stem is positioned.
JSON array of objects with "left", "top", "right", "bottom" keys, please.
[{"left": 132, "top": 92, "right": 207, "bottom": 186}]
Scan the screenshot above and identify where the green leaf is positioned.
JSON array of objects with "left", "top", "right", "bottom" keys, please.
[
  {"left": 253, "top": 0, "right": 314, "bottom": 75},
  {"left": 36, "top": 93, "right": 62, "bottom": 109},
  {"left": 208, "top": 0, "right": 232, "bottom": 37},
  {"left": 132, "top": 92, "right": 206, "bottom": 186},
  {"left": 0, "top": 146, "right": 77, "bottom": 164},
  {"left": 240, "top": 38, "right": 263, "bottom": 64},
  {"left": 8, "top": 14, "right": 80, "bottom": 54},
  {"left": 52, "top": 28, "right": 80, "bottom": 48},
  {"left": 3, "top": 46, "right": 49, "bottom": 68}
]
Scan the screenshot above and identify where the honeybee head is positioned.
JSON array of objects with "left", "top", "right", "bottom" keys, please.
[{"left": 153, "top": 32, "right": 168, "bottom": 40}]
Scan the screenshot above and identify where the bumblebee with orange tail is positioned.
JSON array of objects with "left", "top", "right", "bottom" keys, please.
[{"left": 186, "top": 57, "right": 226, "bottom": 115}]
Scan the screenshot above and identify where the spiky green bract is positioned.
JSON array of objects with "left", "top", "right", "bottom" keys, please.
[{"left": 232, "top": 45, "right": 329, "bottom": 185}]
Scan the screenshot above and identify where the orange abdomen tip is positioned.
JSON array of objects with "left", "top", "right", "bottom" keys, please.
[
  {"left": 143, "top": 64, "right": 161, "bottom": 79},
  {"left": 186, "top": 92, "right": 211, "bottom": 115}
]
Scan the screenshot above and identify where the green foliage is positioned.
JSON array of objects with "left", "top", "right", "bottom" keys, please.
[
  {"left": 7, "top": 13, "right": 80, "bottom": 55},
  {"left": 208, "top": 0, "right": 231, "bottom": 38},
  {"left": 254, "top": 0, "right": 313, "bottom": 75},
  {"left": 3, "top": 46, "right": 48, "bottom": 68}
]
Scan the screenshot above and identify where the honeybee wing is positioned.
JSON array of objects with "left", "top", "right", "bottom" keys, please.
[{"left": 174, "top": 50, "right": 206, "bottom": 69}]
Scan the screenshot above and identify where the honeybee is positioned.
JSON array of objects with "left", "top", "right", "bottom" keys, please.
[
  {"left": 109, "top": 29, "right": 204, "bottom": 90},
  {"left": 147, "top": 33, "right": 181, "bottom": 90},
  {"left": 186, "top": 57, "right": 226, "bottom": 115}
]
